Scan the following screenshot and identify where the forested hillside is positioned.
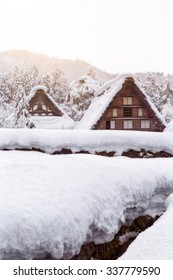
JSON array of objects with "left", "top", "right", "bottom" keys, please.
[
  {"left": 0, "top": 51, "right": 173, "bottom": 128},
  {"left": 0, "top": 50, "right": 114, "bottom": 82}
]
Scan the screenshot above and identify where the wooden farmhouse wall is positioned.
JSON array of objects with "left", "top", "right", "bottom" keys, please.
[
  {"left": 29, "top": 89, "right": 63, "bottom": 116},
  {"left": 94, "top": 77, "right": 165, "bottom": 132}
]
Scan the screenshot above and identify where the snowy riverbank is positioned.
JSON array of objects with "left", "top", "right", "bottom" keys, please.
[
  {"left": 1, "top": 151, "right": 173, "bottom": 259},
  {"left": 0, "top": 129, "right": 173, "bottom": 155}
]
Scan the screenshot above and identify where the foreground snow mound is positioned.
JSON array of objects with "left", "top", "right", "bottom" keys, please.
[
  {"left": 1, "top": 152, "right": 173, "bottom": 259},
  {"left": 0, "top": 129, "right": 173, "bottom": 155},
  {"left": 119, "top": 194, "right": 173, "bottom": 260},
  {"left": 30, "top": 116, "right": 75, "bottom": 129}
]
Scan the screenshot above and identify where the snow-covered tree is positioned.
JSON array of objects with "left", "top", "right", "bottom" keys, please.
[
  {"left": 86, "top": 66, "right": 96, "bottom": 79},
  {"left": 0, "top": 71, "right": 14, "bottom": 102},
  {"left": 0, "top": 96, "right": 7, "bottom": 127},
  {"left": 40, "top": 65, "right": 69, "bottom": 105},
  {"left": 20, "top": 66, "right": 41, "bottom": 96},
  {"left": 49, "top": 66, "right": 69, "bottom": 104},
  {"left": 69, "top": 75, "right": 101, "bottom": 120},
  {"left": 136, "top": 72, "right": 173, "bottom": 122},
  {"left": 6, "top": 84, "right": 34, "bottom": 128},
  {"left": 161, "top": 103, "right": 173, "bottom": 123}
]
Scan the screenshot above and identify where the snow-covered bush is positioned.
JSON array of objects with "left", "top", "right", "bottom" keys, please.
[{"left": 6, "top": 86, "right": 34, "bottom": 128}]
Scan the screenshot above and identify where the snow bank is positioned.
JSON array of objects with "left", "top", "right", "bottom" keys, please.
[
  {"left": 0, "top": 129, "right": 173, "bottom": 155},
  {"left": 119, "top": 194, "right": 173, "bottom": 260},
  {"left": 31, "top": 116, "right": 75, "bottom": 129},
  {"left": 1, "top": 152, "right": 173, "bottom": 259}
]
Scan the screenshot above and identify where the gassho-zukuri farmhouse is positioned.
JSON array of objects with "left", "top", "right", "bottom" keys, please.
[{"left": 27, "top": 76, "right": 166, "bottom": 131}]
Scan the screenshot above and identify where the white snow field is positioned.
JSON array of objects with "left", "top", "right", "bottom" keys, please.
[
  {"left": 1, "top": 151, "right": 173, "bottom": 259},
  {"left": 0, "top": 128, "right": 173, "bottom": 155},
  {"left": 30, "top": 115, "right": 75, "bottom": 129}
]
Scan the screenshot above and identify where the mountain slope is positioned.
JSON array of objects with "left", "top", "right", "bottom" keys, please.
[{"left": 0, "top": 50, "right": 115, "bottom": 82}]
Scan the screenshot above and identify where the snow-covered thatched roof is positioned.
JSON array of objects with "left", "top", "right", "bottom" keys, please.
[
  {"left": 70, "top": 75, "right": 101, "bottom": 98},
  {"left": 76, "top": 74, "right": 166, "bottom": 130},
  {"left": 27, "top": 85, "right": 75, "bottom": 129},
  {"left": 27, "top": 85, "right": 69, "bottom": 117}
]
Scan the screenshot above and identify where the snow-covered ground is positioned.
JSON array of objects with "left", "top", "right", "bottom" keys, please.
[
  {"left": 0, "top": 129, "right": 173, "bottom": 155},
  {"left": 1, "top": 151, "right": 173, "bottom": 259},
  {"left": 30, "top": 116, "right": 75, "bottom": 129}
]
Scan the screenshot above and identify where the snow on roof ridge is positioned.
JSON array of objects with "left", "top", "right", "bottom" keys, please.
[
  {"left": 27, "top": 85, "right": 48, "bottom": 102},
  {"left": 93, "top": 74, "right": 120, "bottom": 97},
  {"left": 94, "top": 73, "right": 136, "bottom": 97},
  {"left": 70, "top": 74, "right": 99, "bottom": 87}
]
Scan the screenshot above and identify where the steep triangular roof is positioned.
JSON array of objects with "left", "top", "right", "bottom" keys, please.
[
  {"left": 27, "top": 85, "right": 69, "bottom": 117},
  {"left": 27, "top": 85, "right": 75, "bottom": 129},
  {"left": 76, "top": 75, "right": 166, "bottom": 130}
]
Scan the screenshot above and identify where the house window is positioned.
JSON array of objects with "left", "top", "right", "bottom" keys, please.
[
  {"left": 138, "top": 108, "right": 143, "bottom": 116},
  {"left": 106, "top": 121, "right": 110, "bottom": 129},
  {"left": 112, "top": 108, "right": 118, "bottom": 117},
  {"left": 110, "top": 120, "right": 115, "bottom": 129},
  {"left": 141, "top": 120, "right": 150, "bottom": 129},
  {"left": 123, "top": 120, "right": 133, "bottom": 129},
  {"left": 124, "top": 108, "right": 132, "bottom": 117},
  {"left": 33, "top": 105, "right": 38, "bottom": 111},
  {"left": 123, "top": 96, "right": 132, "bottom": 105},
  {"left": 42, "top": 105, "right": 46, "bottom": 110}
]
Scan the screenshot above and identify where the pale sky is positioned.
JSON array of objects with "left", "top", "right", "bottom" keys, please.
[{"left": 0, "top": 0, "right": 173, "bottom": 74}]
